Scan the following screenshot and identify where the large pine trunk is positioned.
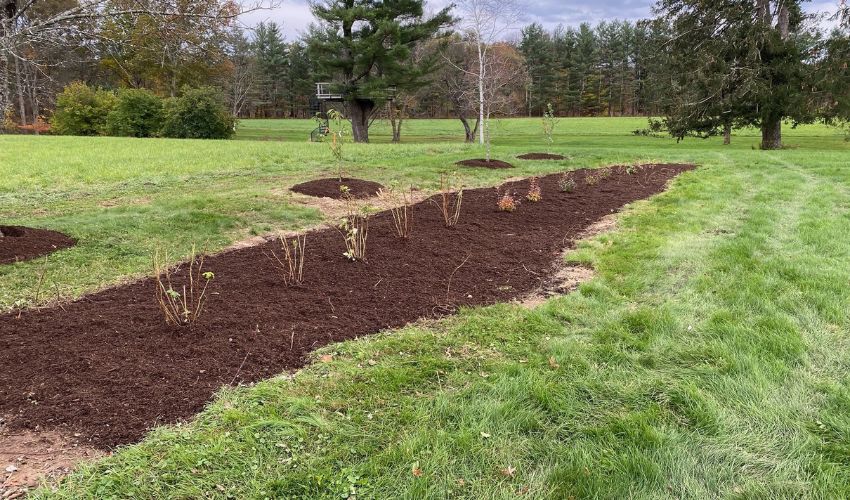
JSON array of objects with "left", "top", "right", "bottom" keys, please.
[
  {"left": 760, "top": 119, "right": 782, "bottom": 150},
  {"left": 349, "top": 98, "right": 374, "bottom": 143},
  {"left": 723, "top": 123, "right": 732, "bottom": 145}
]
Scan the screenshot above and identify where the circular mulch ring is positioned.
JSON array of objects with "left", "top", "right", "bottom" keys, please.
[
  {"left": 291, "top": 178, "right": 385, "bottom": 199},
  {"left": 456, "top": 159, "right": 514, "bottom": 169},
  {"left": 517, "top": 153, "right": 566, "bottom": 160},
  {"left": 0, "top": 226, "right": 76, "bottom": 265}
]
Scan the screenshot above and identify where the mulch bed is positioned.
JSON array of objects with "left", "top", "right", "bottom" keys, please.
[
  {"left": 291, "top": 177, "right": 384, "bottom": 199},
  {"left": 0, "top": 226, "right": 76, "bottom": 265},
  {"left": 0, "top": 164, "right": 695, "bottom": 449},
  {"left": 456, "top": 159, "right": 514, "bottom": 169},
  {"left": 518, "top": 153, "right": 566, "bottom": 160}
]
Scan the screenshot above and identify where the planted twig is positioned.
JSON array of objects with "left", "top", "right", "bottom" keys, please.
[
  {"left": 377, "top": 186, "right": 413, "bottom": 238},
  {"left": 339, "top": 187, "right": 371, "bottom": 261},
  {"left": 446, "top": 253, "right": 471, "bottom": 301},
  {"left": 432, "top": 173, "right": 463, "bottom": 228},
  {"left": 153, "top": 245, "right": 215, "bottom": 328},
  {"left": 266, "top": 234, "right": 307, "bottom": 286}
]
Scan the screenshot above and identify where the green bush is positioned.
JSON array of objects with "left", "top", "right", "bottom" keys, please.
[
  {"left": 105, "top": 89, "right": 164, "bottom": 138},
  {"left": 52, "top": 82, "right": 117, "bottom": 136},
  {"left": 161, "top": 87, "right": 236, "bottom": 139}
]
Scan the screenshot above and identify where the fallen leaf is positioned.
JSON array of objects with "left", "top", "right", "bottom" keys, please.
[
  {"left": 367, "top": 359, "right": 377, "bottom": 366},
  {"left": 480, "top": 432, "right": 491, "bottom": 438},
  {"left": 548, "top": 357, "right": 560, "bottom": 369},
  {"left": 457, "top": 478, "right": 466, "bottom": 486},
  {"left": 412, "top": 467, "right": 423, "bottom": 477},
  {"left": 319, "top": 354, "right": 334, "bottom": 363},
  {"left": 500, "top": 466, "right": 516, "bottom": 478}
]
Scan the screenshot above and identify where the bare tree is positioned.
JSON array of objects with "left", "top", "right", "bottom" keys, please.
[
  {"left": 465, "top": 42, "right": 527, "bottom": 160},
  {"left": 453, "top": 0, "right": 523, "bottom": 145}
]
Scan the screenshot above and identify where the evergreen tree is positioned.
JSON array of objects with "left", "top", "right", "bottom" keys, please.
[
  {"left": 253, "top": 22, "right": 288, "bottom": 117},
  {"left": 519, "top": 23, "right": 556, "bottom": 116},
  {"left": 654, "top": 0, "right": 817, "bottom": 149},
  {"left": 308, "top": 0, "right": 453, "bottom": 142}
]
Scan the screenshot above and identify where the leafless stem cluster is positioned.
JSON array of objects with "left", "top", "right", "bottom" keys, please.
[
  {"left": 153, "top": 246, "right": 214, "bottom": 328},
  {"left": 377, "top": 187, "right": 413, "bottom": 238},
  {"left": 266, "top": 234, "right": 306, "bottom": 286},
  {"left": 432, "top": 173, "right": 463, "bottom": 228},
  {"left": 339, "top": 193, "right": 370, "bottom": 261}
]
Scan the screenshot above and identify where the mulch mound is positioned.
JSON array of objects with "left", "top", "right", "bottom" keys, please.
[
  {"left": 518, "top": 153, "right": 566, "bottom": 160},
  {"left": 0, "top": 226, "right": 75, "bottom": 265},
  {"left": 291, "top": 178, "right": 384, "bottom": 199},
  {"left": 0, "top": 164, "right": 695, "bottom": 449},
  {"left": 456, "top": 159, "right": 514, "bottom": 169}
]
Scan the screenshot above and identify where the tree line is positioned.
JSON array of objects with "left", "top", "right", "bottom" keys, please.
[{"left": 1, "top": 0, "right": 848, "bottom": 149}]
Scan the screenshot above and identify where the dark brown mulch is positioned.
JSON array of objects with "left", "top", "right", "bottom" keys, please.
[
  {"left": 0, "top": 164, "right": 695, "bottom": 449},
  {"left": 518, "top": 153, "right": 566, "bottom": 160},
  {"left": 456, "top": 159, "right": 515, "bottom": 169},
  {"left": 291, "top": 177, "right": 385, "bottom": 199},
  {"left": 0, "top": 226, "right": 76, "bottom": 265}
]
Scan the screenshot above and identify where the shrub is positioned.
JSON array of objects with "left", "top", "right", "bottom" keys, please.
[
  {"left": 153, "top": 246, "right": 215, "bottom": 328},
  {"left": 526, "top": 177, "right": 542, "bottom": 202},
  {"left": 377, "top": 186, "right": 413, "bottom": 239},
  {"left": 105, "top": 88, "right": 164, "bottom": 138},
  {"left": 339, "top": 186, "right": 371, "bottom": 261},
  {"left": 266, "top": 234, "right": 307, "bottom": 286},
  {"left": 161, "top": 87, "right": 235, "bottom": 139},
  {"left": 497, "top": 192, "right": 518, "bottom": 212},
  {"left": 52, "top": 82, "right": 117, "bottom": 136},
  {"left": 432, "top": 173, "right": 463, "bottom": 228},
  {"left": 558, "top": 173, "right": 576, "bottom": 192}
]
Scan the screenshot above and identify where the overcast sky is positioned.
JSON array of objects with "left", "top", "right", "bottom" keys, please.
[{"left": 240, "top": 0, "right": 844, "bottom": 41}]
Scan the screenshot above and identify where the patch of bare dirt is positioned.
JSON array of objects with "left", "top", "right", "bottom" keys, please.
[
  {"left": 517, "top": 214, "right": 619, "bottom": 309},
  {"left": 0, "top": 426, "right": 103, "bottom": 498}
]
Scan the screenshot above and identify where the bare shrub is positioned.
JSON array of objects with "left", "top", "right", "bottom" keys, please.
[
  {"left": 377, "top": 186, "right": 413, "bottom": 239},
  {"left": 266, "top": 234, "right": 307, "bottom": 286},
  {"left": 153, "top": 246, "right": 215, "bottom": 328},
  {"left": 432, "top": 173, "right": 463, "bottom": 227},
  {"left": 339, "top": 186, "right": 371, "bottom": 261}
]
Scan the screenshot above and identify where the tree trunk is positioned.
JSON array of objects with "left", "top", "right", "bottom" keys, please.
[
  {"left": 349, "top": 98, "right": 374, "bottom": 143},
  {"left": 0, "top": 47, "right": 10, "bottom": 129},
  {"left": 14, "top": 55, "right": 25, "bottom": 126},
  {"left": 760, "top": 119, "right": 782, "bottom": 150},
  {"left": 459, "top": 117, "right": 476, "bottom": 143},
  {"left": 723, "top": 122, "right": 731, "bottom": 145},
  {"left": 478, "top": 52, "right": 485, "bottom": 145}
]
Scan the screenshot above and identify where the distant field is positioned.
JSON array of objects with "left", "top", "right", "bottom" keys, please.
[{"left": 4, "top": 118, "right": 850, "bottom": 498}]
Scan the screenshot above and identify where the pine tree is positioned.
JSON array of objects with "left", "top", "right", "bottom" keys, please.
[
  {"left": 519, "top": 23, "right": 556, "bottom": 116},
  {"left": 654, "top": 0, "right": 816, "bottom": 149},
  {"left": 308, "top": 0, "right": 453, "bottom": 142}
]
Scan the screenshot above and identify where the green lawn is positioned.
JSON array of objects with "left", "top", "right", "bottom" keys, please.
[{"left": 4, "top": 118, "right": 850, "bottom": 497}]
